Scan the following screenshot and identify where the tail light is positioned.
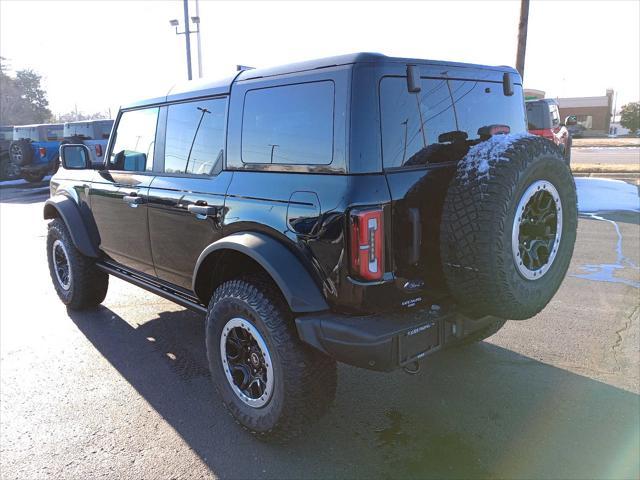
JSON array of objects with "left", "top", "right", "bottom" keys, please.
[
  {"left": 39, "top": 147, "right": 46, "bottom": 157},
  {"left": 95, "top": 144, "right": 103, "bottom": 157},
  {"left": 350, "top": 208, "right": 384, "bottom": 281}
]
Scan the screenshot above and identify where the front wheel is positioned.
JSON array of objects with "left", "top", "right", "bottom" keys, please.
[
  {"left": 22, "top": 171, "right": 45, "bottom": 183},
  {"left": 206, "top": 276, "right": 337, "bottom": 442},
  {"left": 47, "top": 219, "right": 109, "bottom": 309}
]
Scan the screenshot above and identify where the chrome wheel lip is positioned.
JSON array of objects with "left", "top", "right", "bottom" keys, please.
[
  {"left": 511, "top": 180, "right": 563, "bottom": 280},
  {"left": 52, "top": 239, "right": 72, "bottom": 290},
  {"left": 220, "top": 317, "right": 274, "bottom": 408}
]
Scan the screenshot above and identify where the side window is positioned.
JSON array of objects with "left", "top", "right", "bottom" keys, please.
[
  {"left": 550, "top": 105, "right": 560, "bottom": 126},
  {"left": 109, "top": 107, "right": 159, "bottom": 171},
  {"left": 241, "top": 81, "right": 334, "bottom": 165},
  {"left": 164, "top": 98, "right": 226, "bottom": 175}
]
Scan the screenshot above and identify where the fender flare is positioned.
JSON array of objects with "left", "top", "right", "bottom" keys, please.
[
  {"left": 193, "top": 232, "right": 329, "bottom": 313},
  {"left": 43, "top": 195, "right": 99, "bottom": 258}
]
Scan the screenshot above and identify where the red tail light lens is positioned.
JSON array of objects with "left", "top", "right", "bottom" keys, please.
[
  {"left": 350, "top": 208, "right": 384, "bottom": 281},
  {"left": 39, "top": 147, "right": 46, "bottom": 157},
  {"left": 95, "top": 144, "right": 103, "bottom": 156}
]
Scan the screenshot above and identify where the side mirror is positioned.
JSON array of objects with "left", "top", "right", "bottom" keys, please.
[
  {"left": 60, "top": 144, "right": 91, "bottom": 170},
  {"left": 565, "top": 115, "right": 577, "bottom": 126}
]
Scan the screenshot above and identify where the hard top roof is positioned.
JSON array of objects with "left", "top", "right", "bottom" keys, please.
[
  {"left": 14, "top": 123, "right": 64, "bottom": 129},
  {"left": 64, "top": 119, "right": 114, "bottom": 126},
  {"left": 122, "top": 52, "right": 520, "bottom": 109}
]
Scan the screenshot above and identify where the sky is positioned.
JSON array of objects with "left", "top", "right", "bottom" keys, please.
[{"left": 1, "top": 0, "right": 638, "bottom": 117}]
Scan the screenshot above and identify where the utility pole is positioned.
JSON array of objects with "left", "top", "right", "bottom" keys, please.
[
  {"left": 183, "top": 0, "right": 193, "bottom": 81},
  {"left": 516, "top": 0, "right": 530, "bottom": 78},
  {"left": 195, "top": 0, "right": 203, "bottom": 78}
]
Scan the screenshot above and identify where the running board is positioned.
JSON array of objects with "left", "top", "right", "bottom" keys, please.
[{"left": 96, "top": 262, "right": 207, "bottom": 314}]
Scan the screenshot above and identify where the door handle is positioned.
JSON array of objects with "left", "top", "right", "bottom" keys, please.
[
  {"left": 188, "top": 204, "right": 219, "bottom": 217},
  {"left": 123, "top": 194, "right": 143, "bottom": 205}
]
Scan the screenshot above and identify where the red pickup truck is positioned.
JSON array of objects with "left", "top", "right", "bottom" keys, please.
[{"left": 526, "top": 98, "right": 575, "bottom": 164}]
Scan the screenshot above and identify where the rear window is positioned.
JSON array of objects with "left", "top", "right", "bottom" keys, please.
[
  {"left": 526, "top": 102, "right": 549, "bottom": 130},
  {"left": 380, "top": 77, "right": 526, "bottom": 169},
  {"left": 241, "top": 81, "right": 334, "bottom": 165},
  {"left": 0, "top": 128, "right": 12, "bottom": 141},
  {"left": 46, "top": 126, "right": 63, "bottom": 141}
]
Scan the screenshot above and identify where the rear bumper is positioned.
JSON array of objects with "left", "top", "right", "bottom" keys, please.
[{"left": 295, "top": 306, "right": 501, "bottom": 372}]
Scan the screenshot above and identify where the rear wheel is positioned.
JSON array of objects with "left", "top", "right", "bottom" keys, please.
[
  {"left": 47, "top": 219, "right": 109, "bottom": 309},
  {"left": 206, "top": 275, "right": 337, "bottom": 442},
  {"left": 440, "top": 135, "right": 578, "bottom": 320}
]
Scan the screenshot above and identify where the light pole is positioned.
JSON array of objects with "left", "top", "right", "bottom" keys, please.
[
  {"left": 516, "top": 0, "right": 530, "bottom": 78},
  {"left": 194, "top": 0, "right": 202, "bottom": 78},
  {"left": 169, "top": 0, "right": 201, "bottom": 80}
]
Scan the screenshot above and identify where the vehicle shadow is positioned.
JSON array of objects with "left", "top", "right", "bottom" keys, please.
[
  {"left": 0, "top": 184, "right": 49, "bottom": 204},
  {"left": 68, "top": 306, "right": 640, "bottom": 480}
]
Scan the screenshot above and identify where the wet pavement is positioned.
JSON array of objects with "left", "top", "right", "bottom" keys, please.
[{"left": 1, "top": 182, "right": 638, "bottom": 479}]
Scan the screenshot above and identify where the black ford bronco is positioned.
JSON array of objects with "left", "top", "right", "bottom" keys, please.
[{"left": 45, "top": 53, "right": 577, "bottom": 441}]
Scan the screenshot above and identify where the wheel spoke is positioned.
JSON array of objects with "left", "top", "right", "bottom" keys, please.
[{"left": 220, "top": 319, "right": 274, "bottom": 408}]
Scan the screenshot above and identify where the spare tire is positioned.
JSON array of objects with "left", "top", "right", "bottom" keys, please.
[
  {"left": 440, "top": 134, "right": 577, "bottom": 320},
  {"left": 9, "top": 139, "right": 33, "bottom": 166}
]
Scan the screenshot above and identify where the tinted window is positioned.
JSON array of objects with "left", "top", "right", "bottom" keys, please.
[
  {"left": 0, "top": 128, "right": 12, "bottom": 141},
  {"left": 526, "top": 102, "right": 548, "bottom": 130},
  {"left": 46, "top": 126, "right": 63, "bottom": 141},
  {"left": 381, "top": 77, "right": 526, "bottom": 169},
  {"left": 242, "top": 81, "right": 334, "bottom": 165},
  {"left": 164, "top": 98, "right": 226, "bottom": 175},
  {"left": 109, "top": 107, "right": 158, "bottom": 171}
]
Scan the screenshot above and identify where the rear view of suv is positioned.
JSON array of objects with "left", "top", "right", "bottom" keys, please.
[
  {"left": 526, "top": 98, "right": 574, "bottom": 164},
  {"left": 63, "top": 119, "right": 114, "bottom": 165},
  {"left": 45, "top": 53, "right": 577, "bottom": 441}
]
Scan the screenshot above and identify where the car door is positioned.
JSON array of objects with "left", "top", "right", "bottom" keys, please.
[
  {"left": 89, "top": 106, "right": 159, "bottom": 275},
  {"left": 146, "top": 97, "right": 232, "bottom": 290}
]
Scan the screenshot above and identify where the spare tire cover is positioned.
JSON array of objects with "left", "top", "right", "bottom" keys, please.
[{"left": 440, "top": 134, "right": 577, "bottom": 320}]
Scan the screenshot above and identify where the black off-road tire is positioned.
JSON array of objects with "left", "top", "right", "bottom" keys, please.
[
  {"left": 22, "top": 171, "right": 45, "bottom": 183},
  {"left": 206, "top": 275, "right": 337, "bottom": 443},
  {"left": 9, "top": 139, "right": 33, "bottom": 166},
  {"left": 46, "top": 218, "right": 109, "bottom": 310},
  {"left": 50, "top": 154, "right": 60, "bottom": 175},
  {"left": 440, "top": 135, "right": 578, "bottom": 320},
  {"left": 564, "top": 136, "right": 572, "bottom": 165}
]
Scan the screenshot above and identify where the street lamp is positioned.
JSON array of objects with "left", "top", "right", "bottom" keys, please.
[{"left": 168, "top": 0, "right": 203, "bottom": 81}]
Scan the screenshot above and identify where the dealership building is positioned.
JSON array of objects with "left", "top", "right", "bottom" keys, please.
[{"left": 524, "top": 89, "right": 614, "bottom": 136}]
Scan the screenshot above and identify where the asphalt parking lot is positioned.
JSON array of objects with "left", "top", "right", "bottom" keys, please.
[{"left": 1, "top": 180, "right": 639, "bottom": 480}]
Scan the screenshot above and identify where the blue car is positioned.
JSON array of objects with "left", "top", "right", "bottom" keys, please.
[
  {"left": 63, "top": 119, "right": 114, "bottom": 165},
  {"left": 9, "top": 123, "right": 64, "bottom": 182}
]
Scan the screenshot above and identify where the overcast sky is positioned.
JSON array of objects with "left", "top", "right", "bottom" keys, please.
[{"left": 1, "top": 0, "right": 638, "bottom": 117}]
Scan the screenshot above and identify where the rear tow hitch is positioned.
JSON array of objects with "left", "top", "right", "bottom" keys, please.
[{"left": 403, "top": 361, "right": 421, "bottom": 375}]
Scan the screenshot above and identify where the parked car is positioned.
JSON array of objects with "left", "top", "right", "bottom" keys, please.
[
  {"left": 0, "top": 125, "right": 18, "bottom": 180},
  {"left": 526, "top": 98, "right": 574, "bottom": 164},
  {"left": 45, "top": 53, "right": 578, "bottom": 442},
  {"left": 9, "top": 123, "right": 64, "bottom": 182},
  {"left": 63, "top": 119, "right": 114, "bottom": 165},
  {"left": 567, "top": 120, "right": 586, "bottom": 138}
]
